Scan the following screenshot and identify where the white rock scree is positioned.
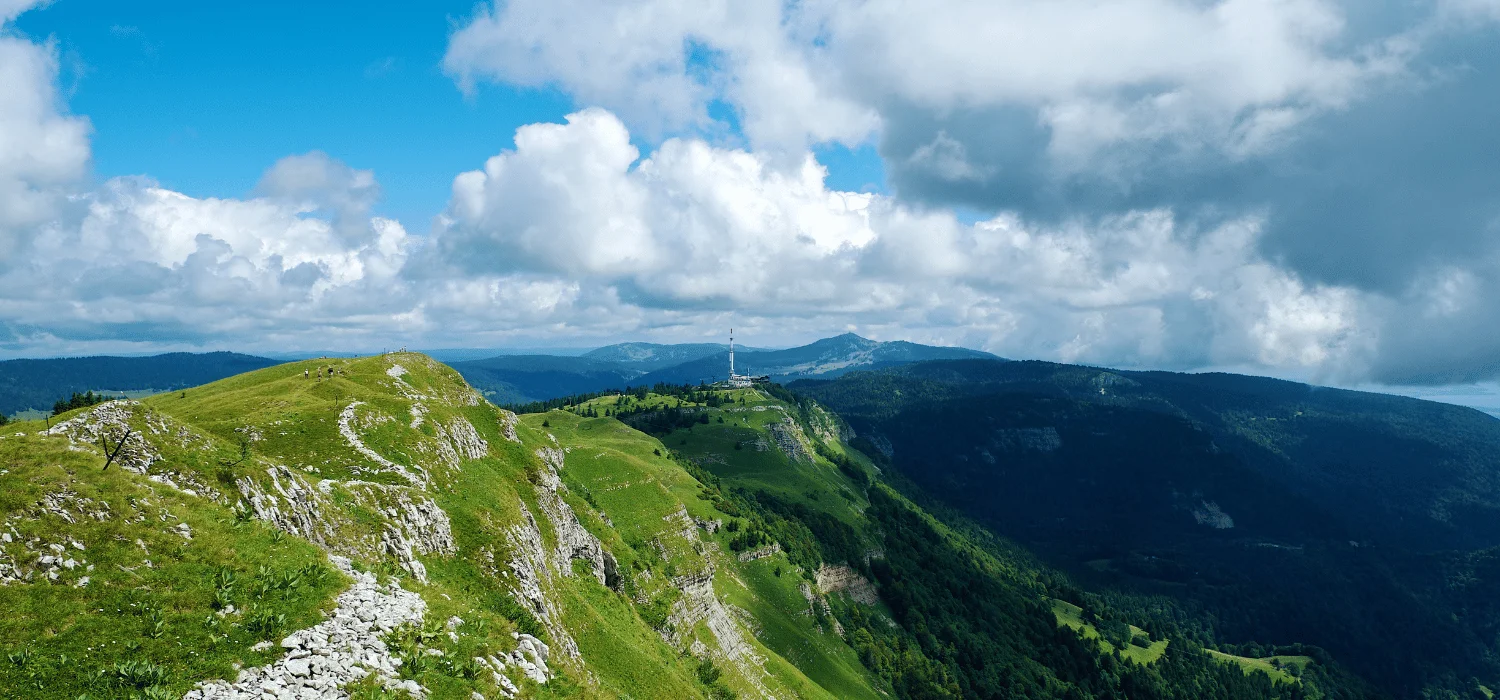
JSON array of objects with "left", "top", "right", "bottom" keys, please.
[{"left": 183, "top": 556, "right": 426, "bottom": 700}]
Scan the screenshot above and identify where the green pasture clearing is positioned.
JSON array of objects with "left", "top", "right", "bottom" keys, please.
[
  {"left": 1206, "top": 649, "right": 1312, "bottom": 685},
  {"left": 1051, "top": 599, "right": 1169, "bottom": 665}
]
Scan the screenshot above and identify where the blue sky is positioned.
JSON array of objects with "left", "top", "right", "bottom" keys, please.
[
  {"left": 11, "top": 1, "right": 888, "bottom": 228},
  {"left": 3, "top": 0, "right": 1500, "bottom": 395},
  {"left": 13, "top": 2, "right": 585, "bottom": 227}
]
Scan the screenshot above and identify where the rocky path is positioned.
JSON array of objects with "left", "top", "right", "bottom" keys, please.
[{"left": 183, "top": 556, "right": 427, "bottom": 700}]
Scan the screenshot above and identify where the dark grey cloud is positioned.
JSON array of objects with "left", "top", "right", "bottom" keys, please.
[
  {"left": 864, "top": 8, "right": 1500, "bottom": 383},
  {"left": 1257, "top": 31, "right": 1500, "bottom": 292},
  {"left": 881, "top": 15, "right": 1500, "bottom": 295}
]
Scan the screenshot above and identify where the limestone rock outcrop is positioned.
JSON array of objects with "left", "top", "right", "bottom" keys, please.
[
  {"left": 768, "top": 416, "right": 814, "bottom": 465},
  {"left": 238, "top": 469, "right": 455, "bottom": 583},
  {"left": 476, "top": 632, "right": 552, "bottom": 697},
  {"left": 533, "top": 448, "right": 611, "bottom": 589},
  {"left": 815, "top": 564, "right": 880, "bottom": 605},
  {"left": 45, "top": 401, "right": 161, "bottom": 475},
  {"left": 504, "top": 502, "right": 583, "bottom": 662}
]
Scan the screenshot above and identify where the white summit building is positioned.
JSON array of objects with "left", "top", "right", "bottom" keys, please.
[{"left": 725, "top": 329, "right": 764, "bottom": 388}]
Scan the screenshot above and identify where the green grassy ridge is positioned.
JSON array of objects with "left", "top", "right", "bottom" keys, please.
[
  {"left": 1, "top": 356, "right": 557, "bottom": 697},
  {"left": 1, "top": 354, "right": 901, "bottom": 699},
  {"left": 143, "top": 353, "right": 719, "bottom": 698},
  {"left": 0, "top": 356, "right": 544, "bottom": 698},
  {"left": 145, "top": 354, "right": 489, "bottom": 485}
]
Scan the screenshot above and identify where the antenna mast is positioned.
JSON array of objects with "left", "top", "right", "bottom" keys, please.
[{"left": 729, "top": 328, "right": 735, "bottom": 377}]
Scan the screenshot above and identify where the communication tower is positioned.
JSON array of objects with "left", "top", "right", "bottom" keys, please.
[{"left": 727, "top": 329, "right": 753, "bottom": 388}]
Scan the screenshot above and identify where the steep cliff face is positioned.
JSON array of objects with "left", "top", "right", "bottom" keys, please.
[{"left": 532, "top": 446, "right": 611, "bottom": 589}]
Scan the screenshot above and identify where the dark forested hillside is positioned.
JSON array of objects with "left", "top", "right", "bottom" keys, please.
[
  {"left": 797, "top": 359, "right": 1500, "bottom": 550},
  {"left": 0, "top": 352, "right": 277, "bottom": 416},
  {"left": 584, "top": 384, "right": 1379, "bottom": 699},
  {"left": 796, "top": 359, "right": 1500, "bottom": 697}
]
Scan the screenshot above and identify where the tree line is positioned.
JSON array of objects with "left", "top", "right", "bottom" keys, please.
[{"left": 53, "top": 391, "right": 122, "bottom": 416}]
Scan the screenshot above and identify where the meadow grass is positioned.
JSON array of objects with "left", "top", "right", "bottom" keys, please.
[
  {"left": 0, "top": 426, "right": 343, "bottom": 698},
  {"left": 523, "top": 404, "right": 885, "bottom": 700},
  {"left": 1205, "top": 649, "right": 1311, "bottom": 685},
  {"left": 1051, "top": 599, "right": 1169, "bottom": 665}
]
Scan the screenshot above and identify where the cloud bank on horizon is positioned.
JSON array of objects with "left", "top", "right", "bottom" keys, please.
[{"left": 2, "top": 0, "right": 1500, "bottom": 385}]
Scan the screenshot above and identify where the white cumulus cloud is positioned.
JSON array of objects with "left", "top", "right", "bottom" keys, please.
[
  {"left": 419, "top": 108, "right": 1372, "bottom": 375},
  {"left": 0, "top": 31, "right": 90, "bottom": 258},
  {"left": 444, "top": 0, "right": 1423, "bottom": 160}
]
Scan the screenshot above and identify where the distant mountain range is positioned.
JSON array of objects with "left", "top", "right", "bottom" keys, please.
[
  {"left": 581, "top": 341, "right": 761, "bottom": 370},
  {"left": 0, "top": 335, "right": 994, "bottom": 416},
  {"left": 451, "top": 334, "right": 998, "bottom": 404},
  {"left": 0, "top": 352, "right": 278, "bottom": 416},
  {"left": 444, "top": 343, "right": 740, "bottom": 405},
  {"left": 636, "top": 333, "right": 999, "bottom": 386}
]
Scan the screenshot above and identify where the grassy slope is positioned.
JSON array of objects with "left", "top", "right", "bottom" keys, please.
[
  {"left": 530, "top": 407, "right": 883, "bottom": 700},
  {"left": 569, "top": 389, "right": 1141, "bottom": 696},
  {"left": 0, "top": 407, "right": 343, "bottom": 698},
  {"left": 3, "top": 354, "right": 896, "bottom": 699},
  {"left": 1051, "top": 599, "right": 1310, "bottom": 685},
  {"left": 1051, "top": 599, "right": 1169, "bottom": 665},
  {"left": 147, "top": 355, "right": 719, "bottom": 699},
  {"left": 603, "top": 390, "right": 868, "bottom": 523},
  {"left": 1206, "top": 650, "right": 1312, "bottom": 685}
]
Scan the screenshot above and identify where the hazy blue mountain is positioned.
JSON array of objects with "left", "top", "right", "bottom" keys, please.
[
  {"left": 582, "top": 342, "right": 740, "bottom": 370},
  {"left": 449, "top": 354, "right": 640, "bottom": 405},
  {"left": 0, "top": 352, "right": 278, "bottom": 416},
  {"left": 637, "top": 332, "right": 999, "bottom": 385}
]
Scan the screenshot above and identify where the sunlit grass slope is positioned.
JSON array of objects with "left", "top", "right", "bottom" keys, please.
[
  {"left": 528, "top": 407, "right": 884, "bottom": 700},
  {"left": 1, "top": 354, "right": 897, "bottom": 699},
  {"left": 0, "top": 404, "right": 342, "bottom": 698},
  {"left": 1206, "top": 649, "right": 1312, "bottom": 686}
]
